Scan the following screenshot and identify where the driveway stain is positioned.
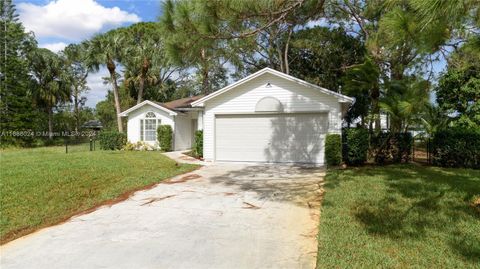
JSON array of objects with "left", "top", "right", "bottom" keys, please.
[{"left": 140, "top": 195, "right": 177, "bottom": 206}]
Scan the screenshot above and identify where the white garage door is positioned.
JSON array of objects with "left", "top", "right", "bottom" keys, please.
[{"left": 215, "top": 113, "right": 328, "bottom": 164}]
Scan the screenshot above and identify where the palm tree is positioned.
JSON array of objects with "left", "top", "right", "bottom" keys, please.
[
  {"left": 380, "top": 78, "right": 430, "bottom": 133},
  {"left": 342, "top": 58, "right": 381, "bottom": 130},
  {"left": 29, "top": 48, "right": 71, "bottom": 139},
  {"left": 85, "top": 31, "right": 124, "bottom": 132},
  {"left": 121, "top": 23, "right": 162, "bottom": 104},
  {"left": 420, "top": 104, "right": 450, "bottom": 136}
]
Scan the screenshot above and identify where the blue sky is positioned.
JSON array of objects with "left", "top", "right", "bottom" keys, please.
[{"left": 17, "top": 0, "right": 162, "bottom": 107}]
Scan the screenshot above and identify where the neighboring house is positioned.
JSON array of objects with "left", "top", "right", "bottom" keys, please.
[
  {"left": 349, "top": 113, "right": 390, "bottom": 130},
  {"left": 120, "top": 68, "right": 353, "bottom": 164}
]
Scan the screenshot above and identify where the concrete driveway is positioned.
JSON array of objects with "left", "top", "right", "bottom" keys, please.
[{"left": 1, "top": 163, "right": 325, "bottom": 269}]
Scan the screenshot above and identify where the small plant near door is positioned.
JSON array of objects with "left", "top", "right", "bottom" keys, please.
[
  {"left": 193, "top": 130, "right": 203, "bottom": 157},
  {"left": 157, "top": 125, "right": 173, "bottom": 152}
]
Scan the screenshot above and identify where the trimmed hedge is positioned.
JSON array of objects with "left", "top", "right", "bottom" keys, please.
[
  {"left": 325, "top": 134, "right": 342, "bottom": 166},
  {"left": 157, "top": 125, "right": 173, "bottom": 152},
  {"left": 432, "top": 128, "right": 480, "bottom": 168},
  {"left": 344, "top": 128, "right": 369, "bottom": 165},
  {"left": 193, "top": 130, "right": 203, "bottom": 157},
  {"left": 98, "top": 131, "right": 127, "bottom": 150},
  {"left": 371, "top": 132, "right": 412, "bottom": 164}
]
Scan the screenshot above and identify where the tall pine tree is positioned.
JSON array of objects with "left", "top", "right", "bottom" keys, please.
[{"left": 0, "top": 0, "right": 37, "bottom": 146}]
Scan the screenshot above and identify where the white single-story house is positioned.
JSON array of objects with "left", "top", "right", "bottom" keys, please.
[{"left": 119, "top": 67, "right": 353, "bottom": 164}]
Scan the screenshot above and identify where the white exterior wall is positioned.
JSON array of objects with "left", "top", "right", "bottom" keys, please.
[
  {"left": 202, "top": 73, "right": 343, "bottom": 161},
  {"left": 126, "top": 104, "right": 175, "bottom": 147},
  {"left": 197, "top": 111, "right": 204, "bottom": 130},
  {"left": 173, "top": 114, "right": 193, "bottom": 150}
]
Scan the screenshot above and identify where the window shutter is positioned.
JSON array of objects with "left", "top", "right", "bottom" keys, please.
[{"left": 140, "top": 119, "right": 144, "bottom": 141}]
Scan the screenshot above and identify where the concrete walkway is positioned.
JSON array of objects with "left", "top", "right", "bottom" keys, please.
[
  {"left": 162, "top": 150, "right": 206, "bottom": 165},
  {"left": 1, "top": 162, "right": 324, "bottom": 269}
]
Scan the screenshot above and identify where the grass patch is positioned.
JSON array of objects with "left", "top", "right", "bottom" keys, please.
[
  {"left": 317, "top": 164, "right": 480, "bottom": 268},
  {"left": 0, "top": 146, "right": 199, "bottom": 243}
]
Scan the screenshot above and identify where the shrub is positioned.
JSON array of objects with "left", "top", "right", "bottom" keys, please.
[
  {"left": 371, "top": 132, "right": 412, "bottom": 164},
  {"left": 123, "top": 141, "right": 136, "bottom": 151},
  {"left": 193, "top": 130, "right": 203, "bottom": 157},
  {"left": 98, "top": 131, "right": 126, "bottom": 150},
  {"left": 344, "top": 128, "right": 369, "bottom": 165},
  {"left": 431, "top": 128, "right": 480, "bottom": 168},
  {"left": 325, "top": 134, "right": 342, "bottom": 166},
  {"left": 123, "top": 141, "right": 156, "bottom": 151},
  {"left": 157, "top": 125, "right": 173, "bottom": 152}
]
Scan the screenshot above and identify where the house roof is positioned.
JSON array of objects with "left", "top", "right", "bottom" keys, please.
[
  {"left": 118, "top": 95, "right": 205, "bottom": 117},
  {"left": 82, "top": 120, "right": 103, "bottom": 129},
  {"left": 191, "top": 67, "right": 354, "bottom": 107},
  {"left": 118, "top": 100, "right": 178, "bottom": 117},
  {"left": 160, "top": 95, "right": 204, "bottom": 110}
]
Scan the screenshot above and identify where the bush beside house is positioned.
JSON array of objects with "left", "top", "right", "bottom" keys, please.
[
  {"left": 193, "top": 130, "right": 203, "bottom": 158},
  {"left": 98, "top": 131, "right": 127, "bottom": 150},
  {"left": 371, "top": 132, "right": 412, "bottom": 164},
  {"left": 157, "top": 125, "right": 173, "bottom": 152},
  {"left": 325, "top": 134, "right": 342, "bottom": 166},
  {"left": 432, "top": 128, "right": 480, "bottom": 168},
  {"left": 343, "top": 128, "right": 369, "bottom": 165}
]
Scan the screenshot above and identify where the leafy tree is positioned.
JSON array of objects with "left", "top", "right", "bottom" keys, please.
[
  {"left": 161, "top": 0, "right": 232, "bottom": 94},
  {"left": 54, "top": 105, "right": 94, "bottom": 134},
  {"left": 288, "top": 26, "right": 365, "bottom": 92},
  {"left": 328, "top": 0, "right": 452, "bottom": 132},
  {"left": 410, "top": 0, "right": 479, "bottom": 31},
  {"left": 28, "top": 48, "right": 71, "bottom": 140},
  {"left": 0, "top": 0, "right": 37, "bottom": 145},
  {"left": 436, "top": 39, "right": 480, "bottom": 128},
  {"left": 160, "top": 0, "right": 323, "bottom": 93},
  {"left": 95, "top": 85, "right": 134, "bottom": 131},
  {"left": 61, "top": 44, "right": 89, "bottom": 133},
  {"left": 85, "top": 31, "right": 124, "bottom": 132},
  {"left": 95, "top": 98, "right": 116, "bottom": 131}
]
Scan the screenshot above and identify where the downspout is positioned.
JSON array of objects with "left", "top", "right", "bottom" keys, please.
[{"left": 172, "top": 115, "right": 176, "bottom": 151}]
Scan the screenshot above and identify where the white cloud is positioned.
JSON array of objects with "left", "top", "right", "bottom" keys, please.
[
  {"left": 18, "top": 0, "right": 141, "bottom": 41},
  {"left": 39, "top": 42, "right": 68, "bottom": 53},
  {"left": 85, "top": 67, "right": 110, "bottom": 108}
]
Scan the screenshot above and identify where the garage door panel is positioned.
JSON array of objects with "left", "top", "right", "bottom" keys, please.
[{"left": 215, "top": 113, "right": 327, "bottom": 164}]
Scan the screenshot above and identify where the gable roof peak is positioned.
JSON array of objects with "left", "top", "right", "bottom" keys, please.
[{"left": 191, "top": 68, "right": 354, "bottom": 106}]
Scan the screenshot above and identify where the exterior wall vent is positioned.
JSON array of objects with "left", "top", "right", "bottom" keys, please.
[{"left": 255, "top": 96, "right": 284, "bottom": 112}]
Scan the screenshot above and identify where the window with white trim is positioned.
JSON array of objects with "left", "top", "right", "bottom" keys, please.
[{"left": 140, "top": 112, "right": 160, "bottom": 141}]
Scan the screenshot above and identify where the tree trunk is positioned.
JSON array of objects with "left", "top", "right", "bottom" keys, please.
[
  {"left": 267, "top": 29, "right": 277, "bottom": 70},
  {"left": 283, "top": 26, "right": 293, "bottom": 75},
  {"left": 137, "top": 76, "right": 145, "bottom": 104},
  {"left": 200, "top": 48, "right": 209, "bottom": 94},
  {"left": 74, "top": 86, "right": 79, "bottom": 134},
  {"left": 48, "top": 107, "right": 53, "bottom": 140},
  {"left": 276, "top": 45, "right": 284, "bottom": 73},
  {"left": 371, "top": 84, "right": 381, "bottom": 132},
  {"left": 137, "top": 58, "right": 149, "bottom": 104},
  {"left": 108, "top": 60, "right": 123, "bottom": 133}
]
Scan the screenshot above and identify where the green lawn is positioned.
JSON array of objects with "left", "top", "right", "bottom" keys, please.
[
  {"left": 317, "top": 165, "right": 480, "bottom": 268},
  {"left": 0, "top": 145, "right": 199, "bottom": 243}
]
